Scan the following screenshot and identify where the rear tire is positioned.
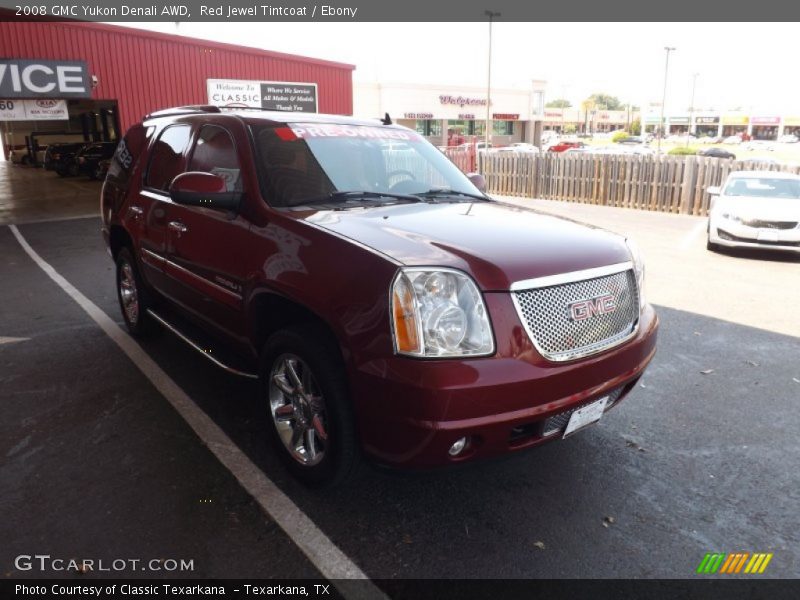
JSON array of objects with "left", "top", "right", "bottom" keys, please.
[
  {"left": 116, "top": 247, "right": 158, "bottom": 337},
  {"left": 260, "top": 325, "right": 360, "bottom": 487}
]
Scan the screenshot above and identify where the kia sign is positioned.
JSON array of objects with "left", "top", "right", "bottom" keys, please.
[
  {"left": 0, "top": 98, "right": 68, "bottom": 120},
  {"left": 207, "top": 79, "right": 318, "bottom": 113},
  {"left": 0, "top": 60, "right": 90, "bottom": 99}
]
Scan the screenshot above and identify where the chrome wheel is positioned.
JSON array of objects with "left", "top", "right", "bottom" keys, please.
[
  {"left": 119, "top": 260, "right": 139, "bottom": 325},
  {"left": 269, "top": 353, "right": 328, "bottom": 466}
]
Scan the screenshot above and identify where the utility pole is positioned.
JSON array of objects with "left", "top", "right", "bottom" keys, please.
[
  {"left": 485, "top": 10, "right": 500, "bottom": 150},
  {"left": 687, "top": 72, "right": 699, "bottom": 147},
  {"left": 658, "top": 46, "right": 676, "bottom": 154}
]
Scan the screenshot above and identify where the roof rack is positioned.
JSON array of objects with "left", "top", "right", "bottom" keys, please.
[
  {"left": 144, "top": 105, "right": 222, "bottom": 120},
  {"left": 217, "top": 106, "right": 300, "bottom": 113}
]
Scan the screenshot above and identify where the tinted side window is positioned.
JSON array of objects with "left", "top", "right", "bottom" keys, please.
[
  {"left": 145, "top": 125, "right": 191, "bottom": 192},
  {"left": 188, "top": 125, "right": 242, "bottom": 192}
]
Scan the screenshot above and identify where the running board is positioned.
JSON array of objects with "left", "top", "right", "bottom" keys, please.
[{"left": 146, "top": 309, "right": 259, "bottom": 380}]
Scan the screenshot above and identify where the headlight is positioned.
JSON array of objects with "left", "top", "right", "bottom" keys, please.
[
  {"left": 391, "top": 268, "right": 494, "bottom": 357},
  {"left": 625, "top": 238, "right": 646, "bottom": 313}
]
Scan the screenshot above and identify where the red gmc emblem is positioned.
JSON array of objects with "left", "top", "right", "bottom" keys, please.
[{"left": 568, "top": 294, "right": 617, "bottom": 321}]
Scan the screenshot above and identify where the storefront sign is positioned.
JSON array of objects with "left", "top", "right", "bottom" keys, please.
[
  {"left": 751, "top": 116, "right": 780, "bottom": 125},
  {"left": 783, "top": 116, "right": 800, "bottom": 126},
  {"left": 492, "top": 113, "right": 519, "bottom": 120},
  {"left": 644, "top": 115, "right": 661, "bottom": 123},
  {"left": 458, "top": 113, "right": 475, "bottom": 120},
  {"left": 207, "top": 79, "right": 318, "bottom": 113},
  {"left": 0, "top": 60, "right": 90, "bottom": 99},
  {"left": 403, "top": 113, "right": 433, "bottom": 119},
  {"left": 695, "top": 116, "right": 719, "bottom": 125},
  {"left": 0, "top": 98, "right": 68, "bottom": 120},
  {"left": 722, "top": 115, "right": 749, "bottom": 125},
  {"left": 669, "top": 116, "right": 690, "bottom": 124},
  {"left": 439, "top": 95, "right": 487, "bottom": 106}
]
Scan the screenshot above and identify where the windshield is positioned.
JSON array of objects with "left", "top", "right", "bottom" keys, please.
[
  {"left": 724, "top": 177, "right": 800, "bottom": 199},
  {"left": 252, "top": 123, "right": 482, "bottom": 208}
]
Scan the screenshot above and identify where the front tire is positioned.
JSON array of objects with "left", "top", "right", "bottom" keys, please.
[
  {"left": 116, "top": 247, "right": 158, "bottom": 337},
  {"left": 706, "top": 237, "right": 719, "bottom": 252},
  {"left": 260, "top": 325, "right": 360, "bottom": 487}
]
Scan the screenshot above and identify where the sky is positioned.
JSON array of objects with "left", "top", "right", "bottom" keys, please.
[{"left": 120, "top": 21, "right": 800, "bottom": 114}]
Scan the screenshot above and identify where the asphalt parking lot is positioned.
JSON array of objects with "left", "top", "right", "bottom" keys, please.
[{"left": 1, "top": 162, "right": 799, "bottom": 581}]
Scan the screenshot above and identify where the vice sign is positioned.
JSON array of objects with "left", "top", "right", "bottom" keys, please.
[{"left": 0, "top": 60, "right": 91, "bottom": 98}]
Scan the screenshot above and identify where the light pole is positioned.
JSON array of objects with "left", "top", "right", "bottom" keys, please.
[
  {"left": 657, "top": 46, "right": 676, "bottom": 154},
  {"left": 485, "top": 10, "right": 500, "bottom": 150},
  {"left": 687, "top": 72, "right": 699, "bottom": 147}
]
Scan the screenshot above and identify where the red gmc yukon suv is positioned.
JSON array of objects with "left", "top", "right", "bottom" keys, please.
[{"left": 101, "top": 106, "right": 658, "bottom": 486}]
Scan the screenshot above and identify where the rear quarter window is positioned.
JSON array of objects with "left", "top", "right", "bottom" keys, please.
[{"left": 145, "top": 124, "right": 192, "bottom": 192}]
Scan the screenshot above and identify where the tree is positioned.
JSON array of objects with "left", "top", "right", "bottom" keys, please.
[
  {"left": 545, "top": 98, "right": 571, "bottom": 108},
  {"left": 630, "top": 119, "right": 641, "bottom": 136},
  {"left": 586, "top": 93, "right": 624, "bottom": 111}
]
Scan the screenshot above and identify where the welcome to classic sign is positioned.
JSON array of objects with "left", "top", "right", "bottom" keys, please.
[{"left": 207, "top": 79, "right": 318, "bottom": 113}]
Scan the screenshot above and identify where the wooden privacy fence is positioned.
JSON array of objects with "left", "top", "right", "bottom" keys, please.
[{"left": 441, "top": 150, "right": 800, "bottom": 216}]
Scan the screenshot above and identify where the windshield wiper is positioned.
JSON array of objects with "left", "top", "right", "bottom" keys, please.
[
  {"left": 416, "top": 188, "right": 490, "bottom": 202},
  {"left": 299, "top": 190, "right": 423, "bottom": 208}
]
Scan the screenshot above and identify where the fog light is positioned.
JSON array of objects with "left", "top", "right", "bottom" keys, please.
[{"left": 448, "top": 437, "right": 468, "bottom": 456}]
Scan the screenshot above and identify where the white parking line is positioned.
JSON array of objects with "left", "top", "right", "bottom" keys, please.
[
  {"left": 0, "top": 336, "right": 31, "bottom": 345},
  {"left": 9, "top": 224, "right": 386, "bottom": 600},
  {"left": 679, "top": 219, "right": 708, "bottom": 250}
]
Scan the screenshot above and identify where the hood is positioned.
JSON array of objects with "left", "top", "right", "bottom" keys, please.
[
  {"left": 716, "top": 196, "right": 800, "bottom": 222},
  {"left": 300, "top": 201, "right": 631, "bottom": 291}
]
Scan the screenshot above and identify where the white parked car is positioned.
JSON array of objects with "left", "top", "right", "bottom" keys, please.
[
  {"left": 778, "top": 134, "right": 799, "bottom": 144},
  {"left": 707, "top": 171, "right": 800, "bottom": 253},
  {"left": 494, "top": 143, "right": 539, "bottom": 153},
  {"left": 723, "top": 135, "right": 743, "bottom": 144}
]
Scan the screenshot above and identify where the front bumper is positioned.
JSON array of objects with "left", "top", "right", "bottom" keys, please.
[
  {"left": 710, "top": 221, "right": 800, "bottom": 253},
  {"left": 351, "top": 298, "right": 658, "bottom": 468}
]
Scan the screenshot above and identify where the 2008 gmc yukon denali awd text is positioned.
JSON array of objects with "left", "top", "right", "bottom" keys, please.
[{"left": 101, "top": 105, "right": 658, "bottom": 486}]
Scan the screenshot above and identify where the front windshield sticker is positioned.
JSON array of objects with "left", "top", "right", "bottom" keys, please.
[{"left": 281, "top": 124, "right": 423, "bottom": 142}]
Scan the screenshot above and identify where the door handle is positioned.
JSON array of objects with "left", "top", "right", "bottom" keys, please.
[
  {"left": 168, "top": 221, "right": 188, "bottom": 234},
  {"left": 128, "top": 205, "right": 143, "bottom": 218}
]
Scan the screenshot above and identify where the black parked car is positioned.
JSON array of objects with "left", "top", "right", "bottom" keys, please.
[
  {"left": 698, "top": 147, "right": 736, "bottom": 160},
  {"left": 51, "top": 143, "right": 88, "bottom": 175},
  {"left": 72, "top": 142, "right": 118, "bottom": 178}
]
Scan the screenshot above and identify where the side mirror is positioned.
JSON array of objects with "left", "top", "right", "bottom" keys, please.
[
  {"left": 467, "top": 172, "right": 487, "bottom": 193},
  {"left": 707, "top": 186, "right": 721, "bottom": 196},
  {"left": 169, "top": 172, "right": 242, "bottom": 212}
]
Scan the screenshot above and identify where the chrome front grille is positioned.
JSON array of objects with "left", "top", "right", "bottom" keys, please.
[
  {"left": 512, "top": 265, "right": 639, "bottom": 362},
  {"left": 741, "top": 219, "right": 797, "bottom": 230}
]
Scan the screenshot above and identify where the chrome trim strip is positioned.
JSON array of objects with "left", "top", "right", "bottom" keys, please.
[
  {"left": 146, "top": 309, "right": 258, "bottom": 380},
  {"left": 140, "top": 189, "right": 170, "bottom": 202},
  {"left": 141, "top": 247, "right": 163, "bottom": 262},
  {"left": 164, "top": 258, "right": 242, "bottom": 300},
  {"left": 509, "top": 261, "right": 634, "bottom": 292}
]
